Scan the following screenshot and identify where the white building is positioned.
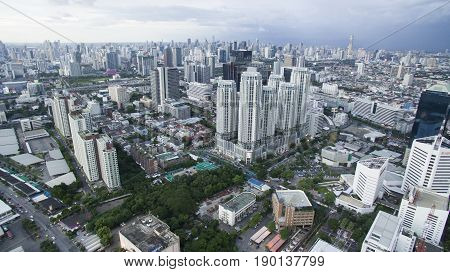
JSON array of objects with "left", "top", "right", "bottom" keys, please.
[
  {"left": 78, "top": 131, "right": 100, "bottom": 182},
  {"left": 216, "top": 80, "right": 238, "bottom": 140},
  {"left": 218, "top": 192, "right": 256, "bottom": 226},
  {"left": 277, "top": 82, "right": 298, "bottom": 133},
  {"left": 402, "top": 73, "right": 414, "bottom": 86},
  {"left": 68, "top": 111, "right": 91, "bottom": 165},
  {"left": 290, "top": 67, "right": 310, "bottom": 126},
  {"left": 108, "top": 85, "right": 130, "bottom": 110},
  {"left": 268, "top": 74, "right": 284, "bottom": 91},
  {"left": 361, "top": 211, "right": 416, "bottom": 252},
  {"left": 356, "top": 62, "right": 364, "bottom": 75},
  {"left": 187, "top": 82, "right": 212, "bottom": 102},
  {"left": 97, "top": 135, "right": 121, "bottom": 189},
  {"left": 398, "top": 186, "right": 449, "bottom": 246},
  {"left": 352, "top": 98, "right": 404, "bottom": 128},
  {"left": 260, "top": 86, "right": 277, "bottom": 140},
  {"left": 353, "top": 157, "right": 389, "bottom": 206},
  {"left": 237, "top": 71, "right": 263, "bottom": 150},
  {"left": 402, "top": 135, "right": 450, "bottom": 195},
  {"left": 52, "top": 94, "right": 71, "bottom": 137},
  {"left": 321, "top": 146, "right": 352, "bottom": 167},
  {"left": 321, "top": 83, "right": 339, "bottom": 96}
]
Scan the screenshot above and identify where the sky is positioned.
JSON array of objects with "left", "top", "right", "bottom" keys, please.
[{"left": 0, "top": 0, "right": 449, "bottom": 51}]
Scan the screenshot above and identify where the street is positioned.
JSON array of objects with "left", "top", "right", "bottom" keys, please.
[{"left": 0, "top": 183, "right": 78, "bottom": 252}]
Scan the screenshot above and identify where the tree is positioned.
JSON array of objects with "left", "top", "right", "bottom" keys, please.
[
  {"left": 40, "top": 240, "right": 59, "bottom": 252},
  {"left": 328, "top": 218, "right": 339, "bottom": 232},
  {"left": 266, "top": 221, "right": 276, "bottom": 232},
  {"left": 280, "top": 228, "right": 290, "bottom": 240},
  {"left": 97, "top": 226, "right": 112, "bottom": 246},
  {"left": 323, "top": 191, "right": 336, "bottom": 206}
]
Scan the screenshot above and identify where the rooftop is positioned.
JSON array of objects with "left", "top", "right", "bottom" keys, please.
[
  {"left": 337, "top": 194, "right": 367, "bottom": 208},
  {"left": 428, "top": 82, "right": 450, "bottom": 94},
  {"left": 275, "top": 190, "right": 312, "bottom": 209},
  {"left": 10, "top": 153, "right": 44, "bottom": 166},
  {"left": 358, "top": 157, "right": 389, "bottom": 170},
  {"left": 406, "top": 187, "right": 449, "bottom": 211},
  {"left": 46, "top": 159, "right": 70, "bottom": 176},
  {"left": 310, "top": 238, "right": 343, "bottom": 252},
  {"left": 0, "top": 199, "right": 12, "bottom": 214},
  {"left": 120, "top": 214, "right": 179, "bottom": 252},
  {"left": 365, "top": 211, "right": 400, "bottom": 249},
  {"left": 221, "top": 192, "right": 256, "bottom": 212}
]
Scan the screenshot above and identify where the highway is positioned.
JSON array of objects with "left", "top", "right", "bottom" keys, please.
[{"left": 0, "top": 183, "right": 79, "bottom": 252}]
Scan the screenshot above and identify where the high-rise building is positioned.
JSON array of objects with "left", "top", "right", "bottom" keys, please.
[
  {"left": 284, "top": 54, "right": 296, "bottom": 67},
  {"left": 411, "top": 83, "right": 450, "bottom": 139},
  {"left": 172, "top": 47, "right": 182, "bottom": 67},
  {"left": 150, "top": 67, "right": 180, "bottom": 107},
  {"left": 137, "top": 53, "right": 155, "bottom": 76},
  {"left": 398, "top": 186, "right": 449, "bottom": 246},
  {"left": 347, "top": 34, "right": 353, "bottom": 58},
  {"left": 78, "top": 131, "right": 101, "bottom": 182},
  {"left": 356, "top": 62, "right": 364, "bottom": 75},
  {"left": 106, "top": 51, "right": 119, "bottom": 70},
  {"left": 52, "top": 95, "right": 71, "bottom": 137},
  {"left": 97, "top": 135, "right": 121, "bottom": 189},
  {"left": 68, "top": 111, "right": 92, "bottom": 164},
  {"left": 402, "top": 135, "right": 450, "bottom": 195},
  {"left": 290, "top": 67, "right": 311, "bottom": 127},
  {"left": 163, "top": 47, "right": 173, "bottom": 67},
  {"left": 108, "top": 85, "right": 130, "bottom": 109},
  {"left": 268, "top": 74, "right": 284, "bottom": 91},
  {"left": 353, "top": 157, "right": 389, "bottom": 206},
  {"left": 237, "top": 71, "right": 263, "bottom": 149},
  {"left": 260, "top": 86, "right": 277, "bottom": 141},
  {"left": 216, "top": 80, "right": 238, "bottom": 140},
  {"left": 277, "top": 82, "right": 298, "bottom": 133}
]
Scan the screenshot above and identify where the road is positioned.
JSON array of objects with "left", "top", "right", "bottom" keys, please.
[{"left": 0, "top": 183, "right": 79, "bottom": 252}]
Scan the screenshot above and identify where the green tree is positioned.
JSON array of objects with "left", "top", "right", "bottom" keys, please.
[
  {"left": 97, "top": 226, "right": 112, "bottom": 246},
  {"left": 40, "top": 240, "right": 59, "bottom": 252}
]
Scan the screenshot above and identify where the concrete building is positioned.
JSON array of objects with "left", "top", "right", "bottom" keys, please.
[
  {"left": 96, "top": 135, "right": 120, "bottom": 189},
  {"left": 52, "top": 94, "right": 71, "bottom": 137},
  {"left": 218, "top": 192, "right": 256, "bottom": 226},
  {"left": 78, "top": 131, "right": 100, "bottom": 182},
  {"left": 361, "top": 211, "right": 416, "bottom": 252},
  {"left": 216, "top": 80, "right": 238, "bottom": 141},
  {"left": 68, "top": 111, "right": 92, "bottom": 166},
  {"left": 290, "top": 67, "right": 310, "bottom": 126},
  {"left": 352, "top": 98, "right": 405, "bottom": 128},
  {"left": 20, "top": 117, "right": 43, "bottom": 132},
  {"left": 402, "top": 135, "right": 450, "bottom": 195},
  {"left": 272, "top": 190, "right": 314, "bottom": 228},
  {"left": 162, "top": 101, "right": 191, "bottom": 120},
  {"left": 119, "top": 214, "right": 180, "bottom": 252},
  {"left": 277, "top": 82, "right": 299, "bottom": 133},
  {"left": 398, "top": 186, "right": 449, "bottom": 246},
  {"left": 321, "top": 146, "right": 352, "bottom": 167},
  {"left": 150, "top": 67, "right": 180, "bottom": 107},
  {"left": 0, "top": 199, "right": 18, "bottom": 225},
  {"left": 260, "top": 86, "right": 277, "bottom": 141},
  {"left": 353, "top": 157, "right": 389, "bottom": 206},
  {"left": 187, "top": 82, "right": 212, "bottom": 102},
  {"left": 108, "top": 85, "right": 130, "bottom": 110}
]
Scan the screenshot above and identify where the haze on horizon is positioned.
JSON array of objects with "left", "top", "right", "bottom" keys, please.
[{"left": 0, "top": 0, "right": 449, "bottom": 51}]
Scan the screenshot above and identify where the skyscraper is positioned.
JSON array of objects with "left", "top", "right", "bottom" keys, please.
[
  {"left": 52, "top": 94, "right": 71, "bottom": 137},
  {"left": 402, "top": 135, "right": 450, "bottom": 195},
  {"left": 150, "top": 67, "right": 180, "bottom": 107},
  {"left": 68, "top": 111, "right": 92, "bottom": 165},
  {"left": 260, "top": 86, "right": 277, "bottom": 141},
  {"left": 97, "top": 134, "right": 121, "bottom": 189},
  {"left": 137, "top": 53, "right": 155, "bottom": 76},
  {"left": 290, "top": 67, "right": 311, "bottom": 127},
  {"left": 163, "top": 47, "right": 173, "bottom": 67},
  {"left": 237, "top": 71, "right": 263, "bottom": 150},
  {"left": 172, "top": 47, "right": 182, "bottom": 67},
  {"left": 216, "top": 80, "right": 238, "bottom": 140},
  {"left": 78, "top": 131, "right": 101, "bottom": 182},
  {"left": 106, "top": 51, "right": 119, "bottom": 70},
  {"left": 108, "top": 85, "right": 130, "bottom": 110},
  {"left": 277, "top": 82, "right": 298, "bottom": 133},
  {"left": 410, "top": 83, "right": 450, "bottom": 139},
  {"left": 352, "top": 157, "right": 389, "bottom": 206}
]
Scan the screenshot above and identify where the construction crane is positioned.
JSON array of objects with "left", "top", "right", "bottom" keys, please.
[{"left": 415, "top": 204, "right": 436, "bottom": 252}]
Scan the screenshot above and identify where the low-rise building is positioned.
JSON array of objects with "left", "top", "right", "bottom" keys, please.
[
  {"left": 272, "top": 190, "right": 314, "bottom": 228},
  {"left": 119, "top": 214, "right": 180, "bottom": 252},
  {"left": 321, "top": 146, "right": 353, "bottom": 167},
  {"left": 218, "top": 192, "right": 257, "bottom": 226}
]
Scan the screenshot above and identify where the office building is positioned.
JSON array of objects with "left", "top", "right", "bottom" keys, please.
[
  {"left": 272, "top": 190, "right": 314, "bottom": 228},
  {"left": 321, "top": 146, "right": 352, "bottom": 167},
  {"left": 398, "top": 186, "right": 449, "bottom": 246},
  {"left": 353, "top": 157, "right": 389, "bottom": 206},
  {"left": 290, "top": 67, "right": 310, "bottom": 127},
  {"left": 119, "top": 214, "right": 180, "bottom": 252},
  {"left": 162, "top": 101, "right": 191, "bottom": 120},
  {"left": 97, "top": 135, "right": 121, "bottom": 189},
  {"left": 137, "top": 53, "right": 155, "bottom": 76},
  {"left": 402, "top": 135, "right": 450, "bottom": 195},
  {"left": 106, "top": 51, "right": 119, "bottom": 70},
  {"left": 163, "top": 47, "right": 173, "bottom": 67},
  {"left": 108, "top": 85, "right": 130, "bottom": 110},
  {"left": 218, "top": 192, "right": 256, "bottom": 226},
  {"left": 52, "top": 94, "right": 71, "bottom": 137},
  {"left": 150, "top": 67, "right": 180, "bottom": 107},
  {"left": 361, "top": 211, "right": 416, "bottom": 252},
  {"left": 411, "top": 83, "right": 450, "bottom": 139},
  {"left": 216, "top": 80, "right": 238, "bottom": 140}
]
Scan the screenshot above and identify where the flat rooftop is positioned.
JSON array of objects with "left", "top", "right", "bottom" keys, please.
[
  {"left": 275, "top": 190, "right": 312, "bottom": 208},
  {"left": 337, "top": 194, "right": 367, "bottom": 208},
  {"left": 221, "top": 192, "right": 256, "bottom": 212},
  {"left": 358, "top": 157, "right": 389, "bottom": 169},
  {"left": 0, "top": 199, "right": 12, "bottom": 214},
  {"left": 406, "top": 187, "right": 449, "bottom": 211},
  {"left": 10, "top": 153, "right": 44, "bottom": 166},
  {"left": 310, "top": 238, "right": 342, "bottom": 252},
  {"left": 120, "top": 214, "right": 179, "bottom": 252},
  {"left": 366, "top": 211, "right": 400, "bottom": 249}
]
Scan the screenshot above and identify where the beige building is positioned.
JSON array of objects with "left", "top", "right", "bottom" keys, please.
[{"left": 272, "top": 190, "right": 314, "bottom": 228}]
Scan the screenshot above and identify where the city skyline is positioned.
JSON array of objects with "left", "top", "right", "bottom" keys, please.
[{"left": 0, "top": 0, "right": 449, "bottom": 51}]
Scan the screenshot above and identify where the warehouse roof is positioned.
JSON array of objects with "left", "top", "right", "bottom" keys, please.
[
  {"left": 48, "top": 149, "right": 64, "bottom": 160},
  {"left": 46, "top": 172, "right": 76, "bottom": 188},
  {"left": 46, "top": 159, "right": 70, "bottom": 176},
  {"left": 10, "top": 153, "right": 44, "bottom": 166}
]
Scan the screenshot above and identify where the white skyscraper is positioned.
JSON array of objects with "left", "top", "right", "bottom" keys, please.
[
  {"left": 356, "top": 62, "right": 364, "bottom": 75},
  {"left": 68, "top": 111, "right": 91, "bottom": 164},
  {"left": 268, "top": 74, "right": 284, "bottom": 91},
  {"left": 398, "top": 186, "right": 449, "bottom": 246},
  {"left": 290, "top": 67, "right": 310, "bottom": 127},
  {"left": 216, "top": 80, "right": 238, "bottom": 140},
  {"left": 277, "top": 82, "right": 298, "bottom": 133},
  {"left": 353, "top": 157, "right": 389, "bottom": 206},
  {"left": 52, "top": 94, "right": 71, "bottom": 137},
  {"left": 402, "top": 135, "right": 450, "bottom": 195},
  {"left": 108, "top": 85, "right": 129, "bottom": 110},
  {"left": 260, "top": 86, "right": 277, "bottom": 140},
  {"left": 97, "top": 135, "right": 121, "bottom": 189},
  {"left": 78, "top": 131, "right": 100, "bottom": 182},
  {"left": 237, "top": 71, "right": 263, "bottom": 149}
]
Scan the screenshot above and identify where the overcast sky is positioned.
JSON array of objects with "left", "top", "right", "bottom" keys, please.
[{"left": 0, "top": 0, "right": 449, "bottom": 50}]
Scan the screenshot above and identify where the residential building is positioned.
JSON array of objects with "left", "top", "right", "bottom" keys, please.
[
  {"left": 150, "top": 67, "right": 180, "bottom": 107},
  {"left": 108, "top": 85, "right": 130, "bottom": 110},
  {"left": 52, "top": 94, "right": 71, "bottom": 137},
  {"left": 97, "top": 135, "right": 121, "bottom": 189},
  {"left": 216, "top": 80, "right": 238, "bottom": 141}
]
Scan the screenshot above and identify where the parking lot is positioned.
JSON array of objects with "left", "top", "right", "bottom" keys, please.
[
  {"left": 0, "top": 218, "right": 43, "bottom": 252},
  {"left": 235, "top": 214, "right": 275, "bottom": 252}
]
